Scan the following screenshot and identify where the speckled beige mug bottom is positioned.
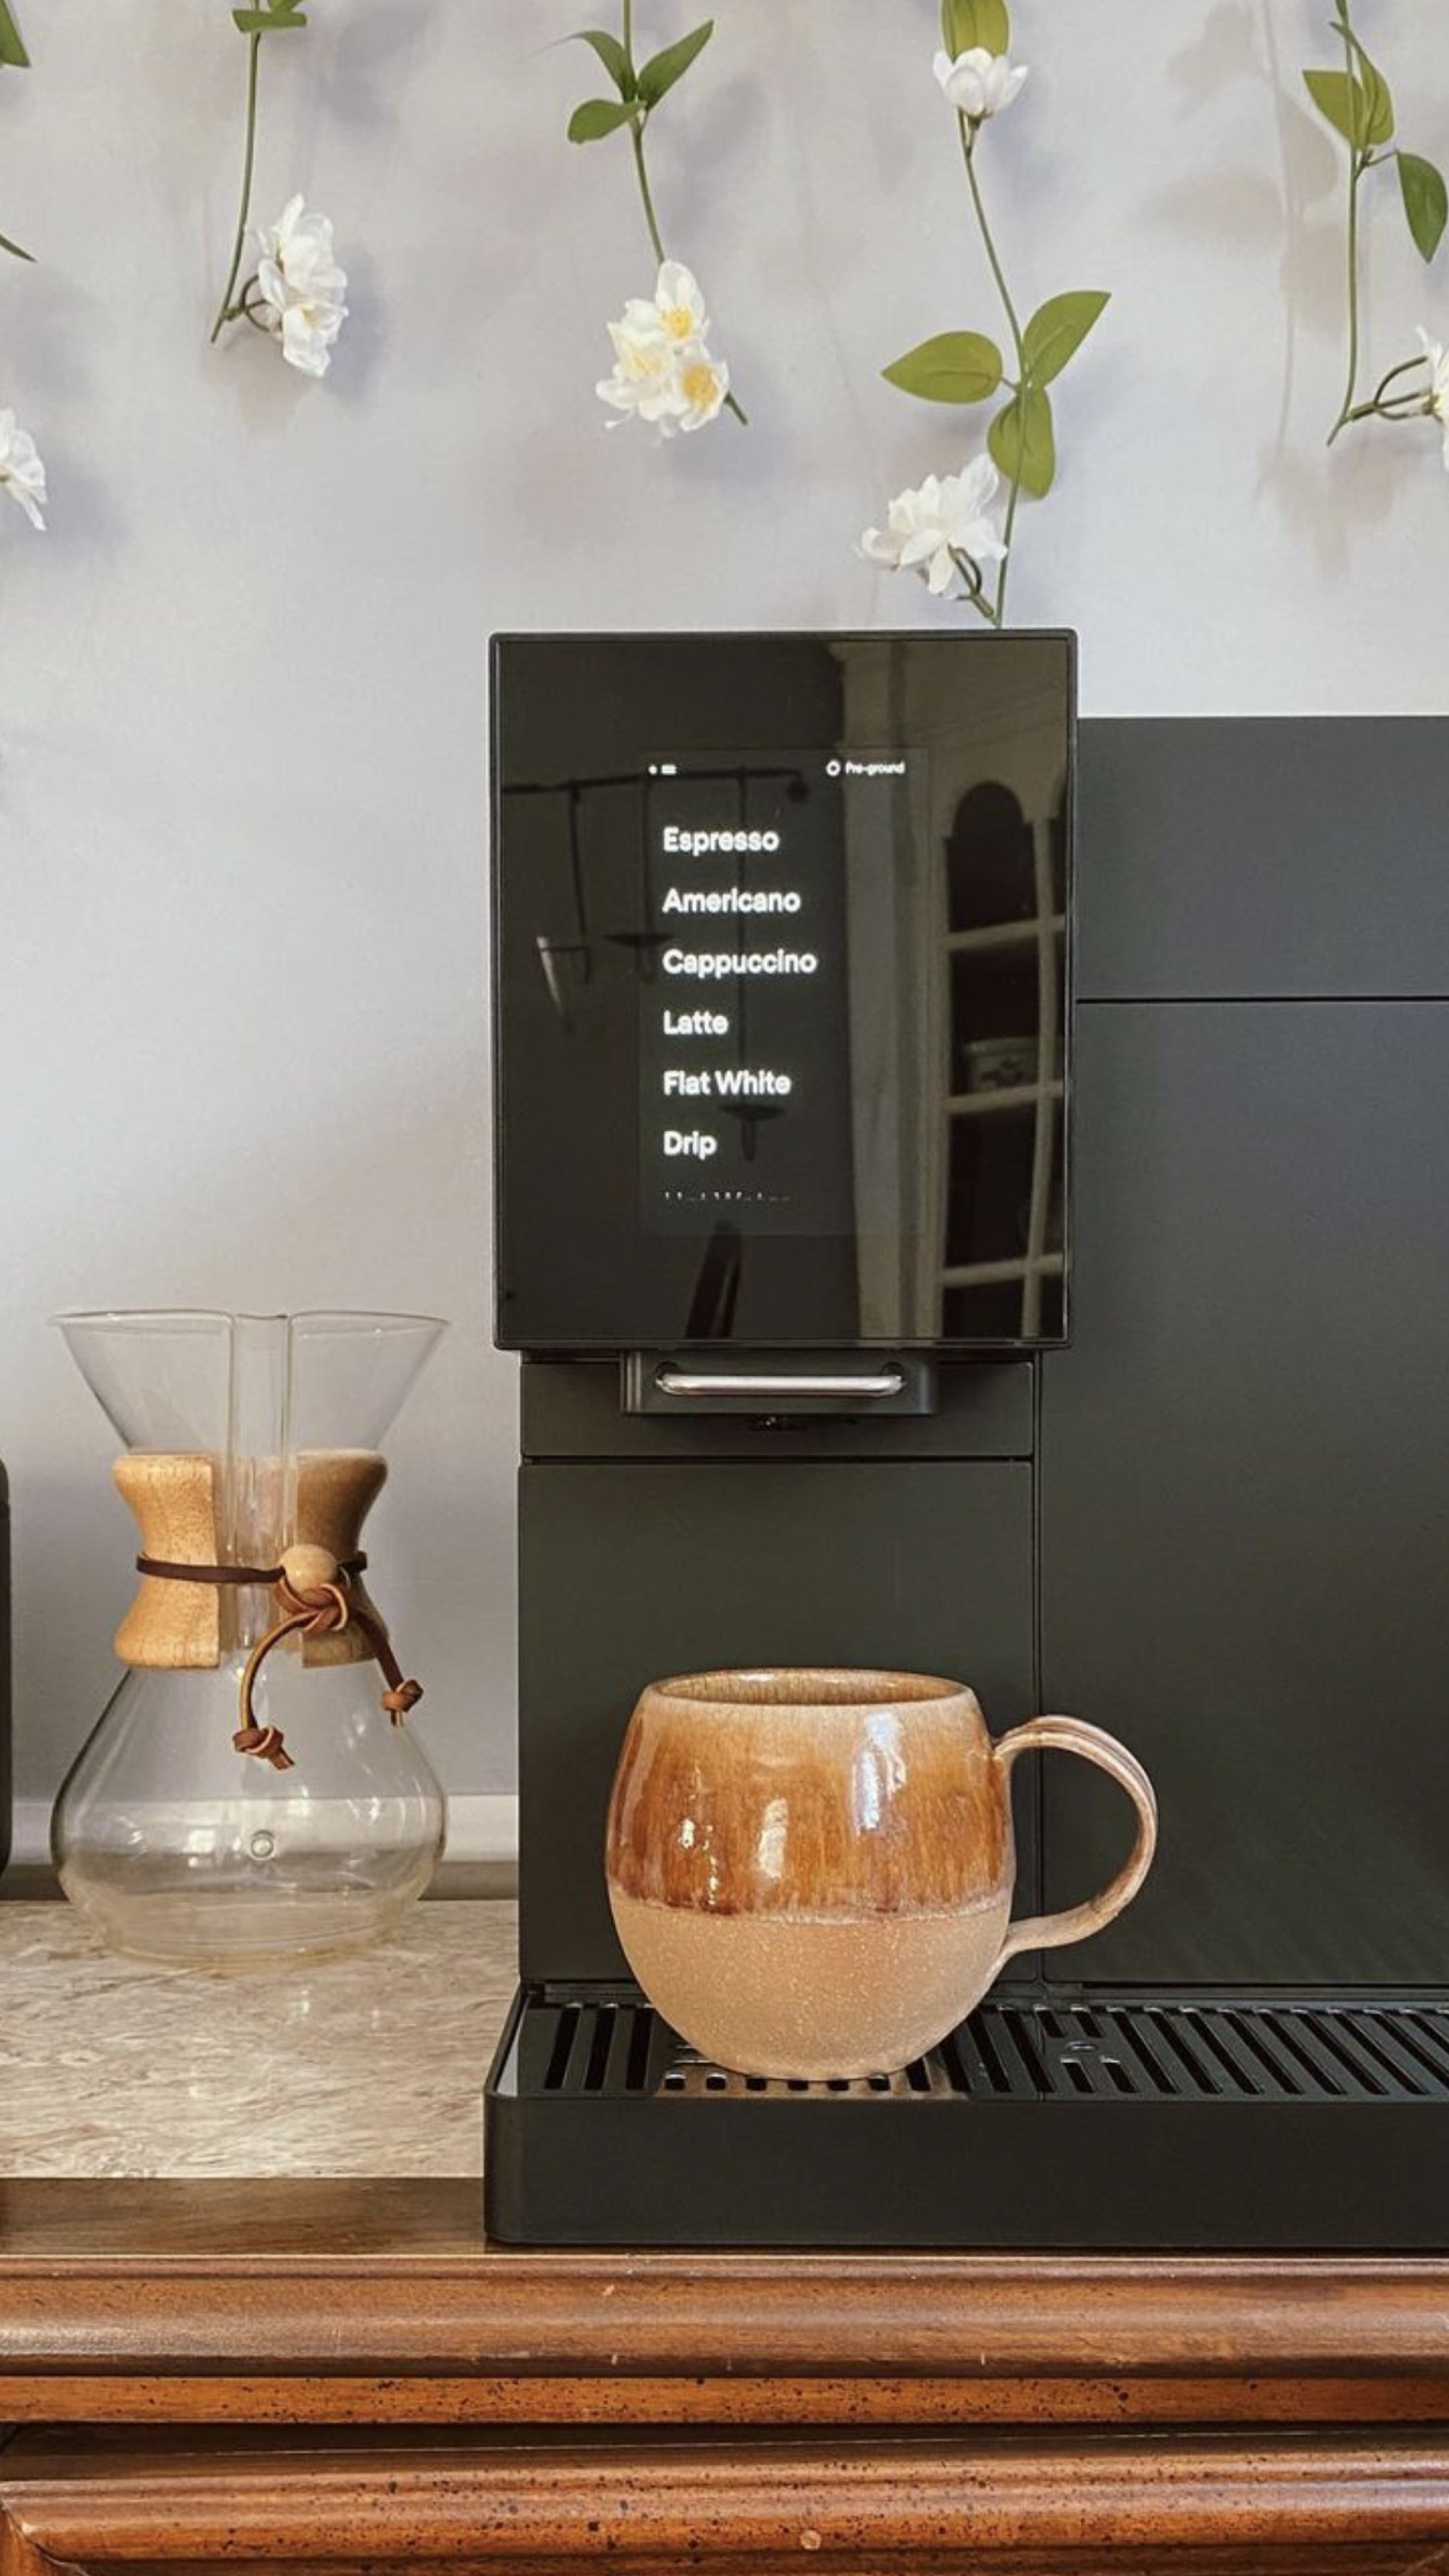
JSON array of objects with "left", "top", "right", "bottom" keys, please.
[{"left": 608, "top": 1886, "right": 1014, "bottom": 2080}]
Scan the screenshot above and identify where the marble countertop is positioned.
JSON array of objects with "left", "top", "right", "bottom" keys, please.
[{"left": 0, "top": 1900, "right": 518, "bottom": 2179}]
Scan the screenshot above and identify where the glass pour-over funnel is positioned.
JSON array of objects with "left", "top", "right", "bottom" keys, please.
[{"left": 52, "top": 1310, "right": 447, "bottom": 1970}]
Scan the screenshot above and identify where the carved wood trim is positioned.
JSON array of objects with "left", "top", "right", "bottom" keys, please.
[
  {"left": 8, "top": 2258, "right": 1449, "bottom": 2381},
  {"left": 7, "top": 2372, "right": 1449, "bottom": 2430},
  {"left": 5, "top": 2182, "right": 1449, "bottom": 2395},
  {"left": 3, "top": 2429, "right": 1449, "bottom": 2574}
]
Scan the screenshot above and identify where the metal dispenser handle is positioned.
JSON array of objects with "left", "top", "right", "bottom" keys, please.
[
  {"left": 621, "top": 1355, "right": 938, "bottom": 1417},
  {"left": 655, "top": 1366, "right": 906, "bottom": 1399}
]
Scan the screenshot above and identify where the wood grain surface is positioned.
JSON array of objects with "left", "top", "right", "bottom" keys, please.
[
  {"left": 4, "top": 2178, "right": 1449, "bottom": 2432},
  {"left": 4, "top": 2424, "right": 1449, "bottom": 2575},
  {"left": 5, "top": 2063, "right": 1449, "bottom": 2567}
]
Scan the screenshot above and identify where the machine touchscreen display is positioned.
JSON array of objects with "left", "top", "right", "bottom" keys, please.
[{"left": 492, "top": 631, "right": 1073, "bottom": 1349}]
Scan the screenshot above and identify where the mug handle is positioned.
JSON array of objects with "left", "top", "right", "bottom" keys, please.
[{"left": 992, "top": 1715, "right": 1159, "bottom": 1964}]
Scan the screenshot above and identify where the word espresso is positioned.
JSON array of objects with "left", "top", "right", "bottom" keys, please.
[{"left": 661, "top": 826, "right": 782, "bottom": 856}]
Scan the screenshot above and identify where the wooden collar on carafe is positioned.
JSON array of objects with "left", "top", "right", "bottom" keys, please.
[
  {"left": 133, "top": 1544, "right": 424, "bottom": 1772},
  {"left": 113, "top": 1450, "right": 422, "bottom": 1770}
]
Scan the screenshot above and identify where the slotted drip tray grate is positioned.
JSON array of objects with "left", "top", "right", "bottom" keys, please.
[
  {"left": 485, "top": 1986, "right": 1449, "bottom": 2244},
  {"left": 522, "top": 1988, "right": 1449, "bottom": 2104}
]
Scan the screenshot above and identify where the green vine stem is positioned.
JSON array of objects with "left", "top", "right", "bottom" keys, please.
[
  {"left": 1326, "top": 2, "right": 1366, "bottom": 443},
  {"left": 629, "top": 121, "right": 667, "bottom": 269},
  {"left": 615, "top": 0, "right": 746, "bottom": 425},
  {"left": 211, "top": 30, "right": 262, "bottom": 341},
  {"left": 948, "top": 546, "right": 996, "bottom": 620},
  {"left": 1330, "top": 162, "right": 1363, "bottom": 441},
  {"left": 960, "top": 119, "right": 1023, "bottom": 627},
  {"left": 1309, "top": 0, "right": 1447, "bottom": 445},
  {"left": 1338, "top": 352, "right": 1433, "bottom": 429},
  {"left": 877, "top": 14, "right": 1109, "bottom": 624}
]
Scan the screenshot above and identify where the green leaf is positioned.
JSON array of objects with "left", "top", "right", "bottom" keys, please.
[
  {"left": 232, "top": 3, "right": 307, "bottom": 28},
  {"left": 568, "top": 95, "right": 635, "bottom": 142},
  {"left": 1303, "top": 67, "right": 1361, "bottom": 144},
  {"left": 1022, "top": 289, "right": 1110, "bottom": 387},
  {"left": 941, "top": 0, "right": 1010, "bottom": 56},
  {"left": 882, "top": 329, "right": 1004, "bottom": 405},
  {"left": 0, "top": 227, "right": 32, "bottom": 259},
  {"left": 1303, "top": 62, "right": 1392, "bottom": 150},
  {"left": 635, "top": 19, "right": 712, "bottom": 107},
  {"left": 1358, "top": 50, "right": 1395, "bottom": 146},
  {"left": 572, "top": 28, "right": 634, "bottom": 96},
  {"left": 1399, "top": 150, "right": 1448, "bottom": 262},
  {"left": 0, "top": 3, "right": 28, "bottom": 70},
  {"left": 989, "top": 385, "right": 1055, "bottom": 497}
]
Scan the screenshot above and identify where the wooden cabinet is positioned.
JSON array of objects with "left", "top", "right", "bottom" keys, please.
[{"left": 4, "top": 2180, "right": 1449, "bottom": 2572}]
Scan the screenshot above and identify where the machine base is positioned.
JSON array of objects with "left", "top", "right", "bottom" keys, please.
[{"left": 484, "top": 1983, "right": 1449, "bottom": 2248}]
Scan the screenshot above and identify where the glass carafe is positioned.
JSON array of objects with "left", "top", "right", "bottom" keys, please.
[{"left": 52, "top": 1309, "right": 448, "bottom": 1969}]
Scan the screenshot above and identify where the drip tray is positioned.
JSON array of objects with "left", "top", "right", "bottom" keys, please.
[{"left": 484, "top": 1986, "right": 1449, "bottom": 2247}]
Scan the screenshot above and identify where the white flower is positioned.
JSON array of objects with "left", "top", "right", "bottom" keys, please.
[
  {"left": 596, "top": 264, "right": 731, "bottom": 436},
  {"left": 621, "top": 259, "right": 710, "bottom": 354},
  {"left": 1415, "top": 327, "right": 1449, "bottom": 468},
  {"left": 672, "top": 348, "right": 730, "bottom": 433},
  {"left": 258, "top": 194, "right": 345, "bottom": 305},
  {"left": 254, "top": 195, "right": 348, "bottom": 380},
  {"left": 861, "top": 455, "right": 1006, "bottom": 597},
  {"left": 0, "top": 407, "right": 46, "bottom": 530},
  {"left": 933, "top": 45, "right": 1029, "bottom": 121},
  {"left": 597, "top": 323, "right": 691, "bottom": 429}
]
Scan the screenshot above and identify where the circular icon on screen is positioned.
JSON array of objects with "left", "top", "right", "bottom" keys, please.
[{"left": 826, "top": 758, "right": 842, "bottom": 777}]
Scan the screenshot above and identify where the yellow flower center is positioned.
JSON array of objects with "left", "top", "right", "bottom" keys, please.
[
  {"left": 681, "top": 361, "right": 718, "bottom": 409},
  {"left": 662, "top": 304, "right": 696, "bottom": 341}
]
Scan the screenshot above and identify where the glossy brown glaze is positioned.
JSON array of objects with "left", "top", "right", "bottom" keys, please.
[
  {"left": 607, "top": 1670, "right": 1009, "bottom": 1917},
  {"left": 604, "top": 1670, "right": 1158, "bottom": 2079}
]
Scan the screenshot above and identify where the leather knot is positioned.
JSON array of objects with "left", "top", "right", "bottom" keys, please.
[
  {"left": 233, "top": 1549, "right": 424, "bottom": 1769},
  {"left": 276, "top": 1573, "right": 352, "bottom": 1635},
  {"left": 130, "top": 1546, "right": 424, "bottom": 1771},
  {"left": 231, "top": 1721, "right": 295, "bottom": 1772},
  {"left": 275, "top": 1546, "right": 350, "bottom": 1632}
]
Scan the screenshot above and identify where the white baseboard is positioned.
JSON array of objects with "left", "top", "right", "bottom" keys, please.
[
  {"left": 441, "top": 1792, "right": 520, "bottom": 1865},
  {"left": 11, "top": 1800, "right": 53, "bottom": 1867},
  {"left": 9, "top": 1791, "right": 519, "bottom": 1872}
]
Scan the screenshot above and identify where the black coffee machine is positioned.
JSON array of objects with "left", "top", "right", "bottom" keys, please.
[{"left": 484, "top": 629, "right": 1449, "bottom": 2249}]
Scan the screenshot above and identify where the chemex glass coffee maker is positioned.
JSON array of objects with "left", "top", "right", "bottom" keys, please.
[{"left": 484, "top": 631, "right": 1449, "bottom": 2249}]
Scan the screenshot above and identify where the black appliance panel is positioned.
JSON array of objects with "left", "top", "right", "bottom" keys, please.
[
  {"left": 519, "top": 1458, "right": 1036, "bottom": 1983},
  {"left": 1078, "top": 717, "right": 1449, "bottom": 1002},
  {"left": 1040, "top": 1001, "right": 1449, "bottom": 1985},
  {"left": 489, "top": 711, "right": 1449, "bottom": 2251},
  {"left": 493, "top": 632, "right": 1073, "bottom": 1351}
]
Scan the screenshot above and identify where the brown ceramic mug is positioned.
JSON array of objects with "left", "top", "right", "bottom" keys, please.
[{"left": 605, "top": 1668, "right": 1158, "bottom": 2080}]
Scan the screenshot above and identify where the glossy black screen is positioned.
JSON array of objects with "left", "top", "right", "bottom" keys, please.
[{"left": 492, "top": 631, "right": 1073, "bottom": 1350}]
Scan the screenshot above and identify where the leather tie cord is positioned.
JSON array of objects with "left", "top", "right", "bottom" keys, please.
[{"left": 134, "top": 1550, "right": 424, "bottom": 1772}]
